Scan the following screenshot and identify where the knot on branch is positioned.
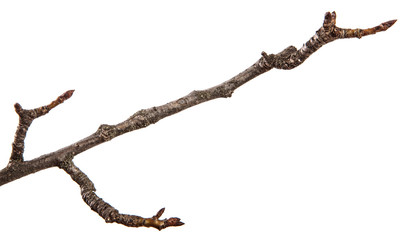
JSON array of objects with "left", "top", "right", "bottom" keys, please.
[
  {"left": 272, "top": 46, "right": 300, "bottom": 70},
  {"left": 98, "top": 124, "right": 118, "bottom": 141},
  {"left": 259, "top": 51, "right": 275, "bottom": 70}
]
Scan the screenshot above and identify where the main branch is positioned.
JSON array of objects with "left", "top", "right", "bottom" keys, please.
[{"left": 0, "top": 12, "right": 396, "bottom": 230}]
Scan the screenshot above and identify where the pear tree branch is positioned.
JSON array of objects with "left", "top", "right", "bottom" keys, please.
[{"left": 0, "top": 12, "right": 396, "bottom": 230}]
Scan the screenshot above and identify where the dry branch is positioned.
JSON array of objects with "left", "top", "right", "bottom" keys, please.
[{"left": 0, "top": 12, "right": 396, "bottom": 230}]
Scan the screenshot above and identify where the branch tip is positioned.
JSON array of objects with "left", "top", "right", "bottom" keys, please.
[
  {"left": 150, "top": 208, "right": 184, "bottom": 230},
  {"left": 46, "top": 89, "right": 75, "bottom": 111},
  {"left": 164, "top": 217, "right": 184, "bottom": 228},
  {"left": 55, "top": 89, "right": 75, "bottom": 104},
  {"left": 63, "top": 89, "right": 75, "bottom": 100},
  {"left": 323, "top": 11, "right": 336, "bottom": 29},
  {"left": 382, "top": 19, "right": 397, "bottom": 29},
  {"left": 154, "top": 208, "right": 165, "bottom": 219},
  {"left": 14, "top": 103, "right": 23, "bottom": 114}
]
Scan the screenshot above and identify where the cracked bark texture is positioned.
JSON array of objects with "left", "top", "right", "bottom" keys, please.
[{"left": 0, "top": 12, "right": 396, "bottom": 230}]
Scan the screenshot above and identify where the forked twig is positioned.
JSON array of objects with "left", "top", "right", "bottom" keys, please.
[{"left": 0, "top": 12, "right": 396, "bottom": 230}]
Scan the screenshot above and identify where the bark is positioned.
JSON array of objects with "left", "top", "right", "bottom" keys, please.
[{"left": 0, "top": 12, "right": 396, "bottom": 230}]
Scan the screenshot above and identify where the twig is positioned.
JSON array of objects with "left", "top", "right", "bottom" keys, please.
[
  {"left": 59, "top": 157, "right": 183, "bottom": 230},
  {"left": 0, "top": 12, "right": 396, "bottom": 230},
  {"left": 9, "top": 90, "right": 74, "bottom": 164}
]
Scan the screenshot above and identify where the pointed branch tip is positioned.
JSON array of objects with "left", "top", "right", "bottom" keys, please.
[
  {"left": 62, "top": 89, "right": 75, "bottom": 100},
  {"left": 46, "top": 89, "right": 75, "bottom": 110},
  {"left": 164, "top": 217, "right": 185, "bottom": 228},
  {"left": 383, "top": 19, "right": 397, "bottom": 29},
  {"left": 154, "top": 208, "right": 165, "bottom": 219}
]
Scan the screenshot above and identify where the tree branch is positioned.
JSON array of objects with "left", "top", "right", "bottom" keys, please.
[
  {"left": 58, "top": 157, "right": 183, "bottom": 230},
  {"left": 0, "top": 11, "right": 396, "bottom": 230},
  {"left": 9, "top": 90, "right": 74, "bottom": 164}
]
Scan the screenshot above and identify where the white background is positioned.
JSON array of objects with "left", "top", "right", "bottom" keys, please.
[{"left": 0, "top": 1, "right": 406, "bottom": 239}]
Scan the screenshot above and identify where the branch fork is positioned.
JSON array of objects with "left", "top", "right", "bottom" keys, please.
[
  {"left": 259, "top": 11, "right": 396, "bottom": 71},
  {"left": 9, "top": 90, "right": 75, "bottom": 164},
  {"left": 0, "top": 11, "right": 396, "bottom": 231}
]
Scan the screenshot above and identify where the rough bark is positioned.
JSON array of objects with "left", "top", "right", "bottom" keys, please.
[{"left": 0, "top": 12, "right": 396, "bottom": 230}]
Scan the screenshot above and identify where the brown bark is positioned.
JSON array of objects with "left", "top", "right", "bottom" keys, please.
[{"left": 0, "top": 12, "right": 396, "bottom": 230}]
